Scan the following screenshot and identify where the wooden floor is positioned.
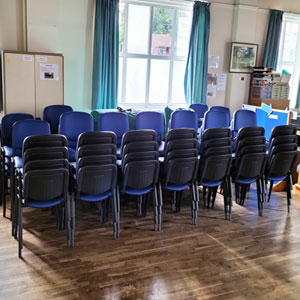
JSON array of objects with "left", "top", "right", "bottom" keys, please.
[{"left": 2, "top": 187, "right": 300, "bottom": 300}]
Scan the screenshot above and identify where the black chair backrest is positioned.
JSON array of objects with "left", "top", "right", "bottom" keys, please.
[
  {"left": 121, "top": 130, "right": 157, "bottom": 149},
  {"left": 77, "top": 155, "right": 116, "bottom": 169},
  {"left": 269, "top": 125, "right": 297, "bottom": 141},
  {"left": 23, "top": 134, "right": 67, "bottom": 152},
  {"left": 164, "top": 157, "right": 198, "bottom": 186},
  {"left": 24, "top": 159, "right": 69, "bottom": 173},
  {"left": 236, "top": 153, "right": 267, "bottom": 179},
  {"left": 266, "top": 151, "right": 297, "bottom": 178},
  {"left": 269, "top": 135, "right": 297, "bottom": 150},
  {"left": 235, "top": 136, "right": 266, "bottom": 153},
  {"left": 165, "top": 138, "right": 198, "bottom": 153},
  {"left": 76, "top": 164, "right": 118, "bottom": 199},
  {"left": 23, "top": 147, "right": 69, "bottom": 165},
  {"left": 122, "top": 141, "right": 158, "bottom": 158},
  {"left": 235, "top": 144, "right": 266, "bottom": 161},
  {"left": 122, "top": 160, "right": 160, "bottom": 191},
  {"left": 77, "top": 144, "right": 117, "bottom": 158},
  {"left": 198, "top": 154, "right": 232, "bottom": 183},
  {"left": 201, "top": 128, "right": 231, "bottom": 141},
  {"left": 200, "top": 138, "right": 231, "bottom": 154},
  {"left": 77, "top": 131, "right": 117, "bottom": 148},
  {"left": 122, "top": 151, "right": 159, "bottom": 169},
  {"left": 24, "top": 169, "right": 69, "bottom": 204},
  {"left": 236, "top": 126, "right": 265, "bottom": 141},
  {"left": 165, "top": 128, "right": 197, "bottom": 144},
  {"left": 269, "top": 143, "right": 298, "bottom": 158},
  {"left": 203, "top": 146, "right": 232, "bottom": 157}
]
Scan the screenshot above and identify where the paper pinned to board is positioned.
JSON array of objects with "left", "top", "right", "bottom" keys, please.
[
  {"left": 207, "top": 73, "right": 217, "bottom": 98},
  {"left": 23, "top": 55, "right": 33, "bottom": 62},
  {"left": 217, "top": 74, "right": 227, "bottom": 91},
  {"left": 37, "top": 56, "right": 47, "bottom": 63},
  {"left": 40, "top": 64, "right": 59, "bottom": 80},
  {"left": 208, "top": 56, "right": 219, "bottom": 69}
]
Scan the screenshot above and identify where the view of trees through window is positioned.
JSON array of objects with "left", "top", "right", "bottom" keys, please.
[{"left": 118, "top": 2, "right": 192, "bottom": 107}]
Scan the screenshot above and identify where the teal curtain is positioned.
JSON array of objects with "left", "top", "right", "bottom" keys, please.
[
  {"left": 263, "top": 9, "right": 284, "bottom": 70},
  {"left": 92, "top": 0, "right": 119, "bottom": 109},
  {"left": 184, "top": 2, "right": 210, "bottom": 105}
]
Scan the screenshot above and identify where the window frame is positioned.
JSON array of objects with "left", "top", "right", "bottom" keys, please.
[
  {"left": 277, "top": 14, "right": 300, "bottom": 108},
  {"left": 119, "top": 0, "right": 192, "bottom": 109}
]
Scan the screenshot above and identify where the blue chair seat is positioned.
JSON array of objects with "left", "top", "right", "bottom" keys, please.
[
  {"left": 117, "top": 159, "right": 122, "bottom": 166},
  {"left": 68, "top": 147, "right": 76, "bottom": 161},
  {"left": 13, "top": 156, "right": 22, "bottom": 168},
  {"left": 28, "top": 196, "right": 64, "bottom": 208},
  {"left": 237, "top": 178, "right": 256, "bottom": 184},
  {"left": 124, "top": 187, "right": 153, "bottom": 195},
  {"left": 268, "top": 175, "right": 287, "bottom": 181},
  {"left": 202, "top": 180, "right": 222, "bottom": 187},
  {"left": 3, "top": 146, "right": 13, "bottom": 157},
  {"left": 70, "top": 161, "right": 76, "bottom": 168},
  {"left": 80, "top": 191, "right": 112, "bottom": 202},
  {"left": 166, "top": 184, "right": 190, "bottom": 191}
]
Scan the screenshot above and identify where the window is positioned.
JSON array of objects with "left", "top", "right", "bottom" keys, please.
[
  {"left": 119, "top": 1, "right": 192, "bottom": 108},
  {"left": 277, "top": 14, "right": 300, "bottom": 108}
]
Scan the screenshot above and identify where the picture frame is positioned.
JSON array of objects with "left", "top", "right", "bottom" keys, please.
[{"left": 229, "top": 42, "right": 258, "bottom": 73}]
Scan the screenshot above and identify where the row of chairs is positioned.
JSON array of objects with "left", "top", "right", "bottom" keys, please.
[{"left": 3, "top": 123, "right": 297, "bottom": 257}]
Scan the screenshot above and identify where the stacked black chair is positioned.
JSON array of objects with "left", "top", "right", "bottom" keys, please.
[
  {"left": 231, "top": 127, "right": 267, "bottom": 216},
  {"left": 15, "top": 135, "right": 70, "bottom": 257},
  {"left": 12, "top": 134, "right": 69, "bottom": 239},
  {"left": 198, "top": 128, "right": 233, "bottom": 220},
  {"left": 265, "top": 125, "right": 298, "bottom": 212},
  {"left": 120, "top": 130, "right": 161, "bottom": 231},
  {"left": 72, "top": 131, "right": 119, "bottom": 243},
  {"left": 161, "top": 128, "right": 199, "bottom": 225}
]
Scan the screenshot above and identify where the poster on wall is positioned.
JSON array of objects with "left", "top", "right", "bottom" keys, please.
[
  {"left": 207, "top": 73, "right": 217, "bottom": 98},
  {"left": 217, "top": 74, "right": 227, "bottom": 91},
  {"left": 208, "top": 56, "right": 219, "bottom": 69},
  {"left": 40, "top": 64, "right": 59, "bottom": 80}
]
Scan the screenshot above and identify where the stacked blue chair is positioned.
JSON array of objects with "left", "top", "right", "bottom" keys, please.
[
  {"left": 135, "top": 111, "right": 165, "bottom": 155},
  {"left": 169, "top": 110, "right": 198, "bottom": 131},
  {"left": 0, "top": 113, "right": 34, "bottom": 215},
  {"left": 198, "top": 128, "right": 232, "bottom": 219},
  {"left": 15, "top": 134, "right": 70, "bottom": 257},
  {"left": 98, "top": 112, "right": 129, "bottom": 158},
  {"left": 189, "top": 104, "right": 208, "bottom": 128},
  {"left": 232, "top": 109, "right": 257, "bottom": 139},
  {"left": 231, "top": 127, "right": 267, "bottom": 216},
  {"left": 120, "top": 130, "right": 161, "bottom": 231},
  {"left": 59, "top": 111, "right": 93, "bottom": 161},
  {"left": 209, "top": 105, "right": 231, "bottom": 127},
  {"left": 43, "top": 105, "right": 73, "bottom": 133},
  {"left": 162, "top": 129, "right": 199, "bottom": 224},
  {"left": 72, "top": 131, "right": 119, "bottom": 244},
  {"left": 265, "top": 125, "right": 297, "bottom": 212},
  {"left": 9, "top": 120, "right": 51, "bottom": 220}
]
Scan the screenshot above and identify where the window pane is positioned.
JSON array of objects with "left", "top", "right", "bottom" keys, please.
[
  {"left": 126, "top": 58, "right": 147, "bottom": 103},
  {"left": 119, "top": 3, "right": 125, "bottom": 53},
  {"left": 118, "top": 58, "right": 123, "bottom": 102},
  {"left": 175, "top": 10, "right": 192, "bottom": 56},
  {"left": 283, "top": 22, "right": 298, "bottom": 62},
  {"left": 171, "top": 60, "right": 186, "bottom": 103},
  {"left": 149, "top": 60, "right": 170, "bottom": 103},
  {"left": 127, "top": 5, "right": 150, "bottom": 54},
  {"left": 151, "top": 8, "right": 173, "bottom": 56}
]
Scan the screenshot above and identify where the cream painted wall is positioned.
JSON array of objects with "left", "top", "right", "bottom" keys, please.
[
  {"left": 26, "top": 0, "right": 94, "bottom": 112},
  {"left": 207, "top": 3, "right": 234, "bottom": 106},
  {"left": 0, "top": 0, "right": 25, "bottom": 51},
  {"left": 259, "top": 0, "right": 300, "bottom": 14}
]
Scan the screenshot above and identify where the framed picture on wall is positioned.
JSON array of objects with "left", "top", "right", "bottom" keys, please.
[{"left": 229, "top": 42, "right": 258, "bottom": 73}]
